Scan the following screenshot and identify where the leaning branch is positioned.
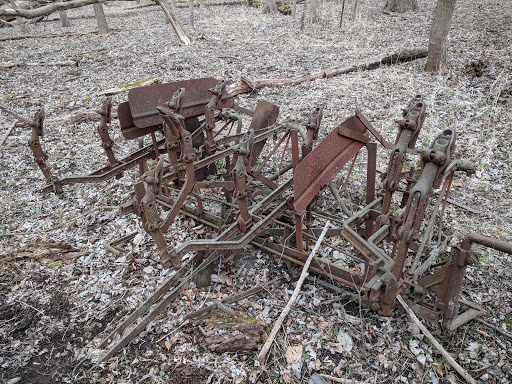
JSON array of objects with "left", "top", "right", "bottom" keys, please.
[
  {"left": 257, "top": 220, "right": 331, "bottom": 364},
  {"left": 228, "top": 49, "right": 427, "bottom": 96}
]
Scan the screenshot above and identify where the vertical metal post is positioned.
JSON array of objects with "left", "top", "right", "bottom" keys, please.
[{"left": 365, "top": 142, "right": 377, "bottom": 240}]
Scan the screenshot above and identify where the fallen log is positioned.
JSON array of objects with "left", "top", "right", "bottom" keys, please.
[
  {"left": 1, "top": 60, "right": 78, "bottom": 68},
  {"left": 228, "top": 48, "right": 428, "bottom": 96},
  {"left": 0, "top": 30, "right": 96, "bottom": 42},
  {"left": 0, "top": 0, "right": 134, "bottom": 19}
]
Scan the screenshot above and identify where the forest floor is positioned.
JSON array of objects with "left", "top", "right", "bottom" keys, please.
[{"left": 0, "top": 0, "right": 511, "bottom": 383}]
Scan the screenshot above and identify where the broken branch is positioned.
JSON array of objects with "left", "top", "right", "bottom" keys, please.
[
  {"left": 228, "top": 49, "right": 428, "bottom": 96},
  {"left": 397, "top": 295, "right": 477, "bottom": 384},
  {"left": 257, "top": 220, "right": 331, "bottom": 364}
]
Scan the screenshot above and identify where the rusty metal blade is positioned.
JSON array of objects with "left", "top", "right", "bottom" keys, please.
[
  {"left": 248, "top": 100, "right": 280, "bottom": 167},
  {"left": 128, "top": 78, "right": 234, "bottom": 129},
  {"left": 293, "top": 115, "right": 368, "bottom": 214}
]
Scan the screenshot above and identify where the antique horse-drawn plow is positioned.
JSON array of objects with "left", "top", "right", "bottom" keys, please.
[{"left": 22, "top": 77, "right": 512, "bottom": 361}]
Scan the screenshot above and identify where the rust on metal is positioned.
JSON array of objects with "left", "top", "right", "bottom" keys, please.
[{"left": 17, "top": 80, "right": 511, "bottom": 362}]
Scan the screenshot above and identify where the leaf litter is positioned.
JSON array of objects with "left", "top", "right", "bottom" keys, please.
[{"left": 0, "top": 0, "right": 511, "bottom": 383}]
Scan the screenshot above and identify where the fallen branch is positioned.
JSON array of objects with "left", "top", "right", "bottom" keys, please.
[
  {"left": 397, "top": 295, "right": 477, "bottom": 384},
  {"left": 95, "top": 75, "right": 162, "bottom": 96},
  {"left": 0, "top": 0, "right": 133, "bottom": 19},
  {"left": 258, "top": 220, "right": 330, "bottom": 364},
  {"left": 228, "top": 49, "right": 428, "bottom": 96},
  {"left": 0, "top": 30, "right": 95, "bottom": 42},
  {"left": 0, "top": 123, "right": 16, "bottom": 147},
  {"left": 1, "top": 60, "right": 78, "bottom": 68}
]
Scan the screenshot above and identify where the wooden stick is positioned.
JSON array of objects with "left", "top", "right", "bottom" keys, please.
[
  {"left": 257, "top": 220, "right": 330, "bottom": 364},
  {"left": 1, "top": 60, "right": 78, "bottom": 68},
  {"left": 155, "top": 0, "right": 192, "bottom": 46},
  {"left": 0, "top": 123, "right": 16, "bottom": 147},
  {"left": 397, "top": 295, "right": 477, "bottom": 384},
  {"left": 228, "top": 49, "right": 428, "bottom": 96},
  {"left": 0, "top": 31, "right": 95, "bottom": 42}
]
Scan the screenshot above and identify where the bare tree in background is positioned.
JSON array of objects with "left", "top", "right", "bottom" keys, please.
[
  {"left": 383, "top": 0, "right": 417, "bottom": 12},
  {"left": 93, "top": 2, "right": 109, "bottom": 34},
  {"left": 308, "top": 0, "right": 318, "bottom": 23},
  {"left": 262, "top": 0, "right": 278, "bottom": 14},
  {"left": 59, "top": 10, "right": 71, "bottom": 27},
  {"left": 188, "top": 0, "right": 194, "bottom": 29},
  {"left": 425, "top": 0, "right": 457, "bottom": 72}
]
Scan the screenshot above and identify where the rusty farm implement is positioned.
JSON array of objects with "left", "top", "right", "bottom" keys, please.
[{"left": 16, "top": 78, "right": 512, "bottom": 361}]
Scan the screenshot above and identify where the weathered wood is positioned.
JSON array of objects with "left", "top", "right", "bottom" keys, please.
[
  {"left": 397, "top": 295, "right": 477, "bottom": 384},
  {"left": 1, "top": 60, "right": 78, "bottom": 68},
  {"left": 0, "top": 0, "right": 134, "bottom": 19},
  {"left": 155, "top": 0, "right": 192, "bottom": 45},
  {"left": 257, "top": 221, "right": 330, "bottom": 363},
  {"left": 0, "top": 30, "right": 95, "bottom": 42},
  {"left": 228, "top": 49, "right": 428, "bottom": 96}
]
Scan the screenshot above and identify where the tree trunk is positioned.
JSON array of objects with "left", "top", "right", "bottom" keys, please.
[
  {"left": 262, "top": 0, "right": 278, "bottom": 14},
  {"left": 308, "top": 0, "right": 317, "bottom": 23},
  {"left": 188, "top": 0, "right": 194, "bottom": 28},
  {"left": 93, "top": 3, "right": 109, "bottom": 34},
  {"left": 352, "top": 0, "right": 358, "bottom": 18},
  {"left": 425, "top": 0, "right": 457, "bottom": 73},
  {"left": 59, "top": 10, "right": 71, "bottom": 27},
  {"left": 383, "top": 0, "right": 417, "bottom": 13}
]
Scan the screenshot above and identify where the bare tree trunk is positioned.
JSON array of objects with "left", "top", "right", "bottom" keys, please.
[
  {"left": 188, "top": 0, "right": 194, "bottom": 28},
  {"left": 93, "top": 3, "right": 109, "bottom": 34},
  {"left": 262, "top": 0, "right": 278, "bottom": 14},
  {"left": 352, "top": 0, "right": 358, "bottom": 18},
  {"left": 59, "top": 10, "right": 71, "bottom": 27},
  {"left": 308, "top": 0, "right": 317, "bottom": 23},
  {"left": 339, "top": 0, "right": 345, "bottom": 27},
  {"left": 383, "top": 0, "right": 417, "bottom": 13},
  {"left": 425, "top": 0, "right": 457, "bottom": 73}
]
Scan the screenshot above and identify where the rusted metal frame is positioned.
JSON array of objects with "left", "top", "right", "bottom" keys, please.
[
  {"left": 27, "top": 107, "right": 64, "bottom": 194},
  {"left": 98, "top": 249, "right": 226, "bottom": 363},
  {"left": 168, "top": 200, "right": 289, "bottom": 257},
  {"left": 97, "top": 96, "right": 120, "bottom": 170},
  {"left": 255, "top": 130, "right": 290, "bottom": 172},
  {"left": 365, "top": 142, "right": 378, "bottom": 241},
  {"left": 250, "top": 236, "right": 362, "bottom": 289},
  {"left": 410, "top": 166, "right": 456, "bottom": 275},
  {"left": 41, "top": 139, "right": 163, "bottom": 193},
  {"left": 232, "top": 130, "right": 254, "bottom": 232},
  {"left": 355, "top": 109, "right": 392, "bottom": 150},
  {"left": 431, "top": 234, "right": 512, "bottom": 330},
  {"left": 204, "top": 80, "right": 226, "bottom": 155},
  {"left": 300, "top": 108, "right": 321, "bottom": 252},
  {"left": 342, "top": 197, "right": 394, "bottom": 272},
  {"left": 97, "top": 251, "right": 198, "bottom": 351},
  {"left": 293, "top": 114, "right": 370, "bottom": 214},
  {"left": 159, "top": 117, "right": 197, "bottom": 233},
  {"left": 391, "top": 128, "right": 457, "bottom": 281},
  {"left": 160, "top": 124, "right": 288, "bottom": 186},
  {"left": 380, "top": 96, "right": 426, "bottom": 215},
  {"left": 246, "top": 167, "right": 278, "bottom": 190}
]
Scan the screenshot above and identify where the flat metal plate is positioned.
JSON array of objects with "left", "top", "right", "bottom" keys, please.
[
  {"left": 128, "top": 78, "right": 234, "bottom": 129},
  {"left": 293, "top": 115, "right": 368, "bottom": 214},
  {"left": 119, "top": 101, "right": 160, "bottom": 140},
  {"left": 248, "top": 100, "right": 280, "bottom": 167}
]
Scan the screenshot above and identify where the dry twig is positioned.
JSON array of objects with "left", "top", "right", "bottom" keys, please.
[{"left": 257, "top": 220, "right": 331, "bottom": 364}]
